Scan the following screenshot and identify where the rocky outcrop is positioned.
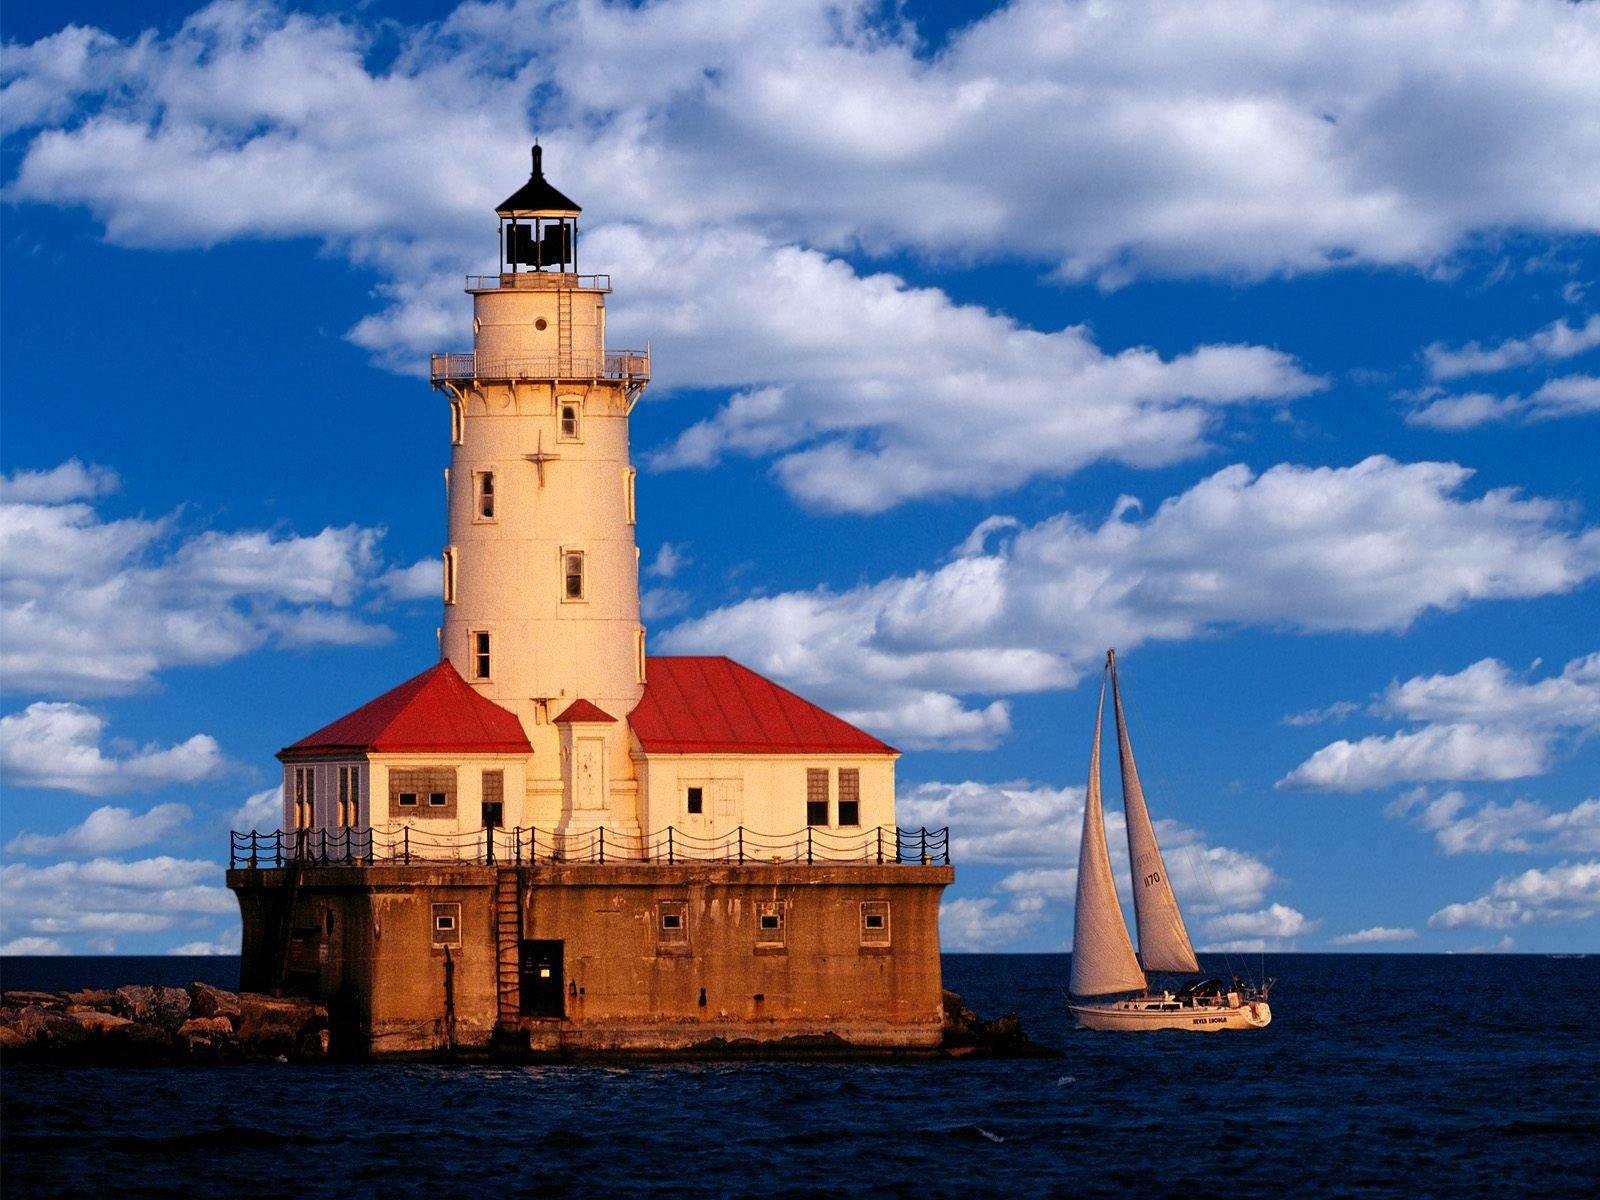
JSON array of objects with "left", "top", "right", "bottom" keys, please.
[
  {"left": 0, "top": 983, "right": 329, "bottom": 1064},
  {"left": 940, "top": 989, "right": 1058, "bottom": 1058}
]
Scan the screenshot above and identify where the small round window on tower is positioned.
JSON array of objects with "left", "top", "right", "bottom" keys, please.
[{"left": 535, "top": 318, "right": 548, "bottom": 331}]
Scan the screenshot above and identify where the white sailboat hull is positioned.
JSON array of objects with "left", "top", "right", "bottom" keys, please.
[{"left": 1069, "top": 996, "right": 1272, "bottom": 1032}]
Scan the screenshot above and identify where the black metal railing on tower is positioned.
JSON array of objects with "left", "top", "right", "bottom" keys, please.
[{"left": 229, "top": 824, "right": 950, "bottom": 869}]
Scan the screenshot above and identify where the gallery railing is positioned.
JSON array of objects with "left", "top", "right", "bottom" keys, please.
[
  {"left": 230, "top": 824, "right": 950, "bottom": 869},
  {"left": 429, "top": 349, "right": 650, "bottom": 383}
]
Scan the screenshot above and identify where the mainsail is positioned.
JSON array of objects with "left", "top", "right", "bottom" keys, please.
[
  {"left": 1069, "top": 665, "right": 1147, "bottom": 998},
  {"left": 1110, "top": 651, "right": 1201, "bottom": 975}
]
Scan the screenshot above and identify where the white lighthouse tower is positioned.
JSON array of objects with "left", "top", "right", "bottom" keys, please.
[{"left": 434, "top": 146, "right": 650, "bottom": 845}]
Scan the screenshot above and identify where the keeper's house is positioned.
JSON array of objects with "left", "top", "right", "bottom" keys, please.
[{"left": 227, "top": 151, "right": 952, "bottom": 1057}]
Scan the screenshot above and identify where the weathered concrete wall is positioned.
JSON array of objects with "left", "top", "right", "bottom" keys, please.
[{"left": 228, "top": 862, "right": 951, "bottom": 1057}]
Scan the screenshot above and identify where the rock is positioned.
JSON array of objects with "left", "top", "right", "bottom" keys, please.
[
  {"left": 65, "top": 1011, "right": 134, "bottom": 1035},
  {"left": 298, "top": 1028, "right": 331, "bottom": 1061},
  {"left": 177, "top": 1016, "right": 240, "bottom": 1061},
  {"left": 189, "top": 982, "right": 242, "bottom": 1025},
  {"left": 111, "top": 985, "right": 192, "bottom": 1033},
  {"left": 65, "top": 989, "right": 113, "bottom": 1009},
  {"left": 0, "top": 1024, "right": 29, "bottom": 1052},
  {"left": 2, "top": 991, "right": 68, "bottom": 1011},
  {"left": 102, "top": 1019, "right": 175, "bottom": 1060},
  {"left": 235, "top": 992, "right": 327, "bottom": 1061}
]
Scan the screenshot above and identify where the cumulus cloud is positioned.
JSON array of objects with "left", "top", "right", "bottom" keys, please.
[
  {"left": 1424, "top": 314, "right": 1600, "bottom": 380},
  {"left": 1405, "top": 375, "right": 1600, "bottom": 430},
  {"left": 0, "top": 855, "right": 235, "bottom": 952},
  {"left": 906, "top": 777, "right": 1284, "bottom": 949},
  {"left": 1429, "top": 861, "right": 1600, "bottom": 930},
  {"left": 646, "top": 543, "right": 690, "bottom": 580},
  {"left": 1388, "top": 789, "right": 1600, "bottom": 856},
  {"left": 1200, "top": 903, "right": 1319, "bottom": 951},
  {"left": 1328, "top": 926, "right": 1420, "bottom": 946},
  {"left": 376, "top": 557, "right": 442, "bottom": 602},
  {"left": 5, "top": 2, "right": 1598, "bottom": 508},
  {"left": 169, "top": 931, "right": 242, "bottom": 955},
  {"left": 0, "top": 463, "right": 417, "bottom": 695},
  {"left": 661, "top": 459, "right": 1600, "bottom": 747},
  {"left": 233, "top": 786, "right": 284, "bottom": 831},
  {"left": 0, "top": 704, "right": 228, "bottom": 796},
  {"left": 1281, "top": 652, "right": 1600, "bottom": 792},
  {"left": 4, "top": 803, "right": 192, "bottom": 856}
]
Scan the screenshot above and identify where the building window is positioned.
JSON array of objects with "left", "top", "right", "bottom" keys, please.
[
  {"left": 337, "top": 766, "right": 360, "bottom": 827},
  {"left": 391, "top": 768, "right": 456, "bottom": 818},
  {"left": 475, "top": 471, "right": 496, "bottom": 520},
  {"left": 293, "top": 767, "right": 315, "bottom": 829},
  {"left": 562, "top": 551, "right": 585, "bottom": 601},
  {"left": 432, "top": 902, "right": 462, "bottom": 947},
  {"left": 472, "top": 630, "right": 491, "bottom": 679},
  {"left": 861, "top": 901, "right": 891, "bottom": 947},
  {"left": 635, "top": 627, "right": 647, "bottom": 684},
  {"left": 837, "top": 768, "right": 860, "bottom": 827},
  {"left": 443, "top": 547, "right": 457, "bottom": 605},
  {"left": 450, "top": 400, "right": 464, "bottom": 445},
  {"left": 657, "top": 900, "right": 689, "bottom": 953},
  {"left": 806, "top": 768, "right": 829, "bottom": 826},
  {"left": 624, "top": 467, "right": 637, "bottom": 524},
  {"left": 686, "top": 786, "right": 704, "bottom": 816},
  {"left": 755, "top": 903, "right": 786, "bottom": 950},
  {"left": 559, "top": 400, "right": 581, "bottom": 441}
]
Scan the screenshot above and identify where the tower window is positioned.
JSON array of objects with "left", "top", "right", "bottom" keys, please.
[
  {"left": 838, "top": 768, "right": 860, "bottom": 827},
  {"left": 635, "top": 627, "right": 647, "bottom": 684},
  {"left": 563, "top": 551, "right": 585, "bottom": 601},
  {"left": 443, "top": 546, "right": 457, "bottom": 605},
  {"left": 625, "top": 467, "right": 637, "bottom": 524},
  {"left": 450, "top": 400, "right": 464, "bottom": 445},
  {"left": 806, "top": 768, "right": 829, "bottom": 826},
  {"left": 476, "top": 471, "right": 496, "bottom": 520},
  {"left": 559, "top": 401, "right": 581, "bottom": 441},
  {"left": 472, "top": 631, "right": 492, "bottom": 679}
]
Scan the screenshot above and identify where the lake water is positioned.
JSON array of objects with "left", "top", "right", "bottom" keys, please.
[{"left": 4, "top": 953, "right": 1597, "bottom": 1198}]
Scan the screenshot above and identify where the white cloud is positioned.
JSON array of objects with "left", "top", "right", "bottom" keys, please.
[
  {"left": 1424, "top": 313, "right": 1600, "bottom": 380},
  {"left": 233, "top": 785, "right": 284, "bottom": 831},
  {"left": 1329, "top": 926, "right": 1419, "bottom": 946},
  {"left": 169, "top": 930, "right": 241, "bottom": 955},
  {"left": 4, "top": 803, "right": 192, "bottom": 856},
  {"left": 376, "top": 557, "right": 442, "bottom": 602},
  {"left": 1389, "top": 789, "right": 1600, "bottom": 856},
  {"left": 1282, "top": 652, "right": 1600, "bottom": 792},
  {"left": 5, "top": 2, "right": 1597, "bottom": 509},
  {"left": 1405, "top": 374, "right": 1600, "bottom": 429},
  {"left": 0, "top": 463, "right": 414, "bottom": 696},
  {"left": 1283, "top": 701, "right": 1360, "bottom": 727},
  {"left": 1429, "top": 861, "right": 1600, "bottom": 930},
  {"left": 0, "top": 936, "right": 69, "bottom": 955},
  {"left": 0, "top": 855, "right": 235, "bottom": 951},
  {"left": 0, "top": 703, "right": 228, "bottom": 796},
  {"left": 662, "top": 459, "right": 1600, "bottom": 746},
  {"left": 1200, "top": 903, "right": 1319, "bottom": 951},
  {"left": 645, "top": 543, "right": 689, "bottom": 580},
  {"left": 940, "top": 894, "right": 1052, "bottom": 952}
]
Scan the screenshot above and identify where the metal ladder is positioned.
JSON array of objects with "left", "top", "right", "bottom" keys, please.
[
  {"left": 494, "top": 867, "right": 521, "bottom": 1025},
  {"left": 557, "top": 287, "right": 573, "bottom": 376}
]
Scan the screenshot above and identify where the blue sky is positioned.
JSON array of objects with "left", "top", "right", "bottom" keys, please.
[{"left": 2, "top": 0, "right": 1597, "bottom": 956}]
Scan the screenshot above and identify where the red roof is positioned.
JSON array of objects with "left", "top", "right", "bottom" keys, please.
[
  {"left": 631, "top": 657, "right": 896, "bottom": 755},
  {"left": 279, "top": 661, "right": 531, "bottom": 758},
  {"left": 554, "top": 699, "right": 616, "bottom": 724}
]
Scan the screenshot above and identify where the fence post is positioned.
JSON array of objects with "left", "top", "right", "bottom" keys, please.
[
  {"left": 598, "top": 827, "right": 605, "bottom": 864},
  {"left": 403, "top": 825, "right": 411, "bottom": 865},
  {"left": 920, "top": 827, "right": 928, "bottom": 864},
  {"left": 876, "top": 827, "right": 883, "bottom": 865},
  {"left": 738, "top": 827, "right": 744, "bottom": 865},
  {"left": 667, "top": 827, "right": 674, "bottom": 865},
  {"left": 806, "top": 827, "right": 813, "bottom": 865},
  {"left": 249, "top": 831, "right": 259, "bottom": 870},
  {"left": 486, "top": 824, "right": 495, "bottom": 866}
]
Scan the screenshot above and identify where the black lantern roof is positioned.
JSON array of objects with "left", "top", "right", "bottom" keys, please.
[{"left": 496, "top": 145, "right": 580, "bottom": 216}]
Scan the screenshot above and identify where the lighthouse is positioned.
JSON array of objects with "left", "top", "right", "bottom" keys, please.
[
  {"left": 435, "top": 145, "right": 649, "bottom": 846},
  {"left": 229, "top": 153, "right": 954, "bottom": 1057}
]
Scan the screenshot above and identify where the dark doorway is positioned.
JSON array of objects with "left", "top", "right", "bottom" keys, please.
[{"left": 519, "top": 940, "right": 564, "bottom": 1017}]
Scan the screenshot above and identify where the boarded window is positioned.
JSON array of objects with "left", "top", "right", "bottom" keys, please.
[
  {"left": 837, "top": 768, "right": 860, "bottom": 826},
  {"left": 391, "top": 768, "right": 456, "bottom": 819},
  {"left": 656, "top": 900, "right": 689, "bottom": 954},
  {"left": 482, "top": 770, "right": 503, "bottom": 805},
  {"left": 861, "top": 901, "right": 891, "bottom": 947},
  {"left": 806, "top": 768, "right": 829, "bottom": 826},
  {"left": 432, "top": 902, "right": 462, "bottom": 947}
]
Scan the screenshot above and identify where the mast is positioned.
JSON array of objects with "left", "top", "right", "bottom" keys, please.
[
  {"left": 1109, "top": 650, "right": 1201, "bottom": 975},
  {"left": 1069, "top": 660, "right": 1147, "bottom": 998}
]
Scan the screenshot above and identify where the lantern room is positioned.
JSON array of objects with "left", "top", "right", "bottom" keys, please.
[{"left": 497, "top": 144, "right": 579, "bottom": 275}]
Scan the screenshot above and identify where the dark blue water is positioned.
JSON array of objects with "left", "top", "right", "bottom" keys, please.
[{"left": 4, "top": 954, "right": 1597, "bottom": 1198}]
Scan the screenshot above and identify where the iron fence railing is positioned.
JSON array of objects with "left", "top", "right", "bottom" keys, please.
[
  {"left": 429, "top": 350, "right": 649, "bottom": 383},
  {"left": 465, "top": 273, "right": 611, "bottom": 292},
  {"left": 230, "top": 824, "right": 950, "bottom": 869}
]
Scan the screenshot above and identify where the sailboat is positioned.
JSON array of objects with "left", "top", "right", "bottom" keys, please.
[{"left": 1068, "top": 650, "right": 1273, "bottom": 1031}]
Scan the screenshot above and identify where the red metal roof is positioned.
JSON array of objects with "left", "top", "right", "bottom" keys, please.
[
  {"left": 631, "top": 657, "right": 896, "bottom": 755},
  {"left": 279, "top": 661, "right": 531, "bottom": 758},
  {"left": 553, "top": 699, "right": 615, "bottom": 724}
]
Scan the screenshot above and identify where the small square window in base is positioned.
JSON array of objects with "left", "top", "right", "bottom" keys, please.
[
  {"left": 860, "top": 901, "right": 891, "bottom": 948},
  {"left": 656, "top": 900, "right": 690, "bottom": 954},
  {"left": 755, "top": 904, "right": 786, "bottom": 950},
  {"left": 432, "top": 902, "right": 462, "bottom": 947}
]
